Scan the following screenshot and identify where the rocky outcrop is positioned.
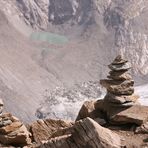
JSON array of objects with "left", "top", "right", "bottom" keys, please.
[
  {"left": 30, "top": 119, "right": 73, "bottom": 144},
  {"left": 40, "top": 117, "right": 121, "bottom": 148}
]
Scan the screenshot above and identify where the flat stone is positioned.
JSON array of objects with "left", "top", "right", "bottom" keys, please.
[
  {"left": 104, "top": 93, "right": 139, "bottom": 104},
  {"left": 112, "top": 55, "right": 128, "bottom": 65},
  {"left": 108, "top": 72, "right": 132, "bottom": 81},
  {"left": 0, "top": 121, "right": 22, "bottom": 134},
  {"left": 100, "top": 79, "right": 134, "bottom": 95},
  {"left": 108, "top": 62, "right": 131, "bottom": 71},
  {"left": 107, "top": 101, "right": 140, "bottom": 107},
  {"left": 108, "top": 105, "right": 148, "bottom": 125}
]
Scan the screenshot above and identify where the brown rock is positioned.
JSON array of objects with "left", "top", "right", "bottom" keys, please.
[
  {"left": 108, "top": 71, "right": 132, "bottom": 81},
  {"left": 40, "top": 118, "right": 121, "bottom": 148},
  {"left": 30, "top": 119, "right": 73, "bottom": 144},
  {"left": 0, "top": 121, "right": 22, "bottom": 134},
  {"left": 104, "top": 93, "right": 139, "bottom": 104},
  {"left": 76, "top": 100, "right": 105, "bottom": 121},
  {"left": 109, "top": 105, "right": 148, "bottom": 125},
  {"left": 100, "top": 79, "right": 134, "bottom": 95},
  {"left": 0, "top": 125, "right": 31, "bottom": 146}
]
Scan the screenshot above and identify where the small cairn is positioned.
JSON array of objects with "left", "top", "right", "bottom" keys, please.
[
  {"left": 0, "top": 98, "right": 31, "bottom": 146},
  {"left": 100, "top": 55, "right": 139, "bottom": 107}
]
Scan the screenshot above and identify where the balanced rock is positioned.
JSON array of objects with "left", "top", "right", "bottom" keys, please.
[
  {"left": 100, "top": 55, "right": 139, "bottom": 107},
  {"left": 0, "top": 113, "right": 31, "bottom": 146}
]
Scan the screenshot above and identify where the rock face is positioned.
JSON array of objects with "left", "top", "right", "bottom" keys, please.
[
  {"left": 30, "top": 119, "right": 73, "bottom": 144},
  {"left": 40, "top": 117, "right": 121, "bottom": 148},
  {"left": 100, "top": 55, "right": 139, "bottom": 107}
]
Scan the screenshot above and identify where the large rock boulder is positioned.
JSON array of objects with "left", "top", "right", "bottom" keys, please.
[
  {"left": 30, "top": 119, "right": 73, "bottom": 144},
  {"left": 40, "top": 118, "right": 121, "bottom": 148},
  {"left": 76, "top": 100, "right": 106, "bottom": 125},
  {"left": 0, "top": 113, "right": 31, "bottom": 146}
]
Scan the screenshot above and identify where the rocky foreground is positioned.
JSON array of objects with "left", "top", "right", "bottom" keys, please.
[{"left": 0, "top": 56, "right": 148, "bottom": 148}]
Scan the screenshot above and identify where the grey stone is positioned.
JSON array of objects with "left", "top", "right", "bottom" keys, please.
[
  {"left": 0, "top": 120, "right": 12, "bottom": 128},
  {"left": 104, "top": 93, "right": 139, "bottom": 104},
  {"left": 112, "top": 55, "right": 128, "bottom": 65},
  {"left": 108, "top": 62, "right": 131, "bottom": 71}
]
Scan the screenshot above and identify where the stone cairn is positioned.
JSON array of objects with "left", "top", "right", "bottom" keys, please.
[
  {"left": 0, "top": 98, "right": 31, "bottom": 146},
  {"left": 100, "top": 55, "right": 139, "bottom": 107}
]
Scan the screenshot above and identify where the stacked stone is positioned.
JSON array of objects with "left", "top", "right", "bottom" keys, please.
[
  {"left": 100, "top": 55, "right": 139, "bottom": 107},
  {"left": 0, "top": 99, "right": 31, "bottom": 146}
]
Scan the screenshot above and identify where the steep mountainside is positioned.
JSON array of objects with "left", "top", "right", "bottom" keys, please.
[{"left": 0, "top": 0, "right": 148, "bottom": 122}]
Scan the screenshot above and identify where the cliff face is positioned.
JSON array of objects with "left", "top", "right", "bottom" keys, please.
[
  {"left": 0, "top": 0, "right": 148, "bottom": 122},
  {"left": 9, "top": 0, "right": 148, "bottom": 78}
]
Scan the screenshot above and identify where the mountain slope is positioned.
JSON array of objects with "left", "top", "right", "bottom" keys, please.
[{"left": 0, "top": 0, "right": 148, "bottom": 122}]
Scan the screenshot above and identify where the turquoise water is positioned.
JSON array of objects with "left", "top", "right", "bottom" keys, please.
[{"left": 30, "top": 32, "right": 68, "bottom": 44}]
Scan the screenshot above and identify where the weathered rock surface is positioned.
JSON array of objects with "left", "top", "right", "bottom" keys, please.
[
  {"left": 108, "top": 71, "right": 132, "bottom": 81},
  {"left": 104, "top": 93, "right": 139, "bottom": 104},
  {"left": 30, "top": 119, "right": 73, "bottom": 144},
  {"left": 108, "top": 62, "right": 131, "bottom": 71},
  {"left": 76, "top": 100, "right": 105, "bottom": 120},
  {"left": 40, "top": 118, "right": 121, "bottom": 148},
  {"left": 109, "top": 105, "right": 148, "bottom": 125},
  {"left": 100, "top": 79, "right": 134, "bottom": 95},
  {"left": 0, "top": 113, "right": 31, "bottom": 146}
]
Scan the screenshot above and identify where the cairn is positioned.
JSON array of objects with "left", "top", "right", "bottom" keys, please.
[
  {"left": 0, "top": 99, "right": 31, "bottom": 146},
  {"left": 100, "top": 55, "right": 139, "bottom": 107}
]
